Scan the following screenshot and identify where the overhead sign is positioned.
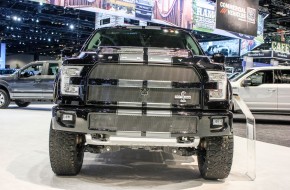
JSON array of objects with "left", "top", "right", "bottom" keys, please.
[
  {"left": 246, "top": 50, "right": 290, "bottom": 60},
  {"left": 273, "top": 51, "right": 290, "bottom": 60},
  {"left": 216, "top": 0, "right": 258, "bottom": 36},
  {"left": 192, "top": 0, "right": 216, "bottom": 32},
  {"left": 271, "top": 42, "right": 290, "bottom": 54},
  {"left": 246, "top": 50, "right": 272, "bottom": 58}
]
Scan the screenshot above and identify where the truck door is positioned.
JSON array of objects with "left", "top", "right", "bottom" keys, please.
[
  {"left": 276, "top": 69, "right": 290, "bottom": 111},
  {"left": 239, "top": 70, "right": 278, "bottom": 111},
  {"left": 40, "top": 62, "right": 60, "bottom": 99},
  {"left": 11, "top": 63, "right": 44, "bottom": 99}
]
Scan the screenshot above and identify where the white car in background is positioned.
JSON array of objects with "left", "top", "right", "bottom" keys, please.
[{"left": 230, "top": 66, "right": 290, "bottom": 112}]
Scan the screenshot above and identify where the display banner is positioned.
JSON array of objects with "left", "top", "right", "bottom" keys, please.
[
  {"left": 271, "top": 42, "right": 290, "bottom": 54},
  {"left": 216, "top": 0, "right": 258, "bottom": 36},
  {"left": 30, "top": 1, "right": 262, "bottom": 39},
  {"left": 273, "top": 51, "right": 290, "bottom": 60},
  {"left": 199, "top": 39, "right": 240, "bottom": 57},
  {"left": 0, "top": 43, "right": 6, "bottom": 69},
  {"left": 30, "top": 0, "right": 192, "bottom": 28},
  {"left": 30, "top": 0, "right": 263, "bottom": 55},
  {"left": 192, "top": 0, "right": 216, "bottom": 33},
  {"left": 246, "top": 50, "right": 272, "bottom": 58}
]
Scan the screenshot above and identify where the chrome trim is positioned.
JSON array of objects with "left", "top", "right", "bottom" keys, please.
[
  {"left": 147, "top": 80, "right": 172, "bottom": 88},
  {"left": 85, "top": 134, "right": 200, "bottom": 148},
  {"left": 146, "top": 110, "right": 172, "bottom": 117},
  {"left": 119, "top": 54, "right": 144, "bottom": 62},
  {"left": 117, "top": 109, "right": 142, "bottom": 116},
  {"left": 146, "top": 132, "right": 171, "bottom": 138},
  {"left": 118, "top": 79, "right": 143, "bottom": 87},
  {"left": 116, "top": 131, "right": 142, "bottom": 137},
  {"left": 117, "top": 102, "right": 142, "bottom": 107},
  {"left": 148, "top": 55, "right": 172, "bottom": 63},
  {"left": 146, "top": 102, "right": 171, "bottom": 108}
]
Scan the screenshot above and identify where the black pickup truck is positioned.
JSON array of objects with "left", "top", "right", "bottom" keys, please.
[
  {"left": 0, "top": 60, "right": 61, "bottom": 108},
  {"left": 49, "top": 26, "right": 233, "bottom": 180}
]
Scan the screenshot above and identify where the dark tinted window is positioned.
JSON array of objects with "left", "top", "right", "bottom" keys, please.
[
  {"left": 47, "top": 63, "right": 59, "bottom": 76},
  {"left": 247, "top": 70, "right": 273, "bottom": 86},
  {"left": 85, "top": 28, "right": 202, "bottom": 55},
  {"left": 275, "top": 69, "right": 290, "bottom": 84},
  {"left": 20, "top": 64, "right": 43, "bottom": 78},
  {"left": 231, "top": 69, "right": 253, "bottom": 82}
]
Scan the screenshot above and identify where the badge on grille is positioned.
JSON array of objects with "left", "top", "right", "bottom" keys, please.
[
  {"left": 175, "top": 91, "right": 191, "bottom": 103},
  {"left": 140, "top": 87, "right": 149, "bottom": 96}
]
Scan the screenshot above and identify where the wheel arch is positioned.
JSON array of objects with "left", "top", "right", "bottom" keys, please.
[{"left": 0, "top": 85, "right": 10, "bottom": 99}]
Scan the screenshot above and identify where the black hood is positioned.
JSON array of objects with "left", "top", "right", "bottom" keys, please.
[{"left": 64, "top": 47, "right": 224, "bottom": 71}]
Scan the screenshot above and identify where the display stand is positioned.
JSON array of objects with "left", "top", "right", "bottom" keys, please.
[{"left": 233, "top": 94, "right": 256, "bottom": 180}]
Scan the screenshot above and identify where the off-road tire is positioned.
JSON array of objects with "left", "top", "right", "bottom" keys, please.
[
  {"left": 0, "top": 89, "right": 10, "bottom": 109},
  {"left": 15, "top": 100, "right": 30, "bottom": 108},
  {"left": 197, "top": 136, "right": 234, "bottom": 180},
  {"left": 49, "top": 124, "right": 85, "bottom": 175}
]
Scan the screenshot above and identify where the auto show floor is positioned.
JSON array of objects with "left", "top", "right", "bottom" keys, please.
[{"left": 0, "top": 104, "right": 290, "bottom": 190}]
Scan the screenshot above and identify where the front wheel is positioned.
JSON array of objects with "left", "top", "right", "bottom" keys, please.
[
  {"left": 0, "top": 89, "right": 10, "bottom": 109},
  {"left": 197, "top": 136, "right": 233, "bottom": 180},
  {"left": 15, "top": 100, "right": 31, "bottom": 108},
  {"left": 49, "top": 123, "right": 85, "bottom": 175}
]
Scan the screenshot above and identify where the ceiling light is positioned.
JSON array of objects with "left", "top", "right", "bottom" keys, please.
[{"left": 69, "top": 24, "right": 74, "bottom": 29}]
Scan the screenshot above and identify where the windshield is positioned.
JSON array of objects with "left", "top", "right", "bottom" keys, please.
[
  {"left": 84, "top": 28, "right": 203, "bottom": 55},
  {"left": 231, "top": 69, "right": 253, "bottom": 82}
]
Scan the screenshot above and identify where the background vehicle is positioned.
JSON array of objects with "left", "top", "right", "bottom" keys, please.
[
  {"left": 231, "top": 66, "right": 290, "bottom": 112},
  {"left": 0, "top": 60, "right": 61, "bottom": 109},
  {"left": 228, "top": 72, "right": 241, "bottom": 80},
  {"left": 49, "top": 26, "right": 233, "bottom": 180},
  {"left": 225, "top": 66, "right": 234, "bottom": 77},
  {"left": 216, "top": 46, "right": 230, "bottom": 56},
  {"left": 135, "top": 0, "right": 153, "bottom": 20}
]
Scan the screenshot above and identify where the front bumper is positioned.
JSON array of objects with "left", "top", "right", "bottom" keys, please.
[{"left": 52, "top": 106, "right": 233, "bottom": 147}]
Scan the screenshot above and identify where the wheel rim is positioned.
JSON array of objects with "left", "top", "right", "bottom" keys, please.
[{"left": 0, "top": 92, "right": 5, "bottom": 106}]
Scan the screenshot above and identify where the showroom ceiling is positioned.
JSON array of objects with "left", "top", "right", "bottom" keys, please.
[
  {"left": 0, "top": 0, "right": 95, "bottom": 56},
  {"left": 0, "top": 0, "right": 290, "bottom": 56},
  {"left": 260, "top": 0, "right": 290, "bottom": 36}
]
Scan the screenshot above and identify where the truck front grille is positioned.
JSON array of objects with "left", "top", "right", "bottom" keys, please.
[
  {"left": 89, "top": 64, "right": 199, "bottom": 82},
  {"left": 87, "top": 64, "right": 201, "bottom": 108},
  {"left": 88, "top": 113, "right": 197, "bottom": 134}
]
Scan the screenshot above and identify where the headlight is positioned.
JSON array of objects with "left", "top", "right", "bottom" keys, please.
[
  {"left": 60, "top": 66, "right": 83, "bottom": 96},
  {"left": 206, "top": 71, "right": 227, "bottom": 100}
]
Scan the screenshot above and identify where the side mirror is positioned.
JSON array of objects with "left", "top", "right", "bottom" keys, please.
[
  {"left": 61, "top": 46, "right": 81, "bottom": 58},
  {"left": 242, "top": 78, "right": 252, "bottom": 87},
  {"left": 211, "top": 53, "right": 226, "bottom": 64},
  {"left": 61, "top": 47, "right": 74, "bottom": 58}
]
